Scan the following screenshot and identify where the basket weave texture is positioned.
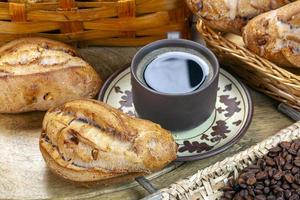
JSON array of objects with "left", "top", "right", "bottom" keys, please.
[
  {"left": 160, "top": 121, "right": 300, "bottom": 200},
  {"left": 0, "top": 0, "right": 190, "bottom": 46},
  {"left": 196, "top": 20, "right": 300, "bottom": 111}
]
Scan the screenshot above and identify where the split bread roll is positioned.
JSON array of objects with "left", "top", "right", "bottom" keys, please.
[
  {"left": 186, "top": 0, "right": 295, "bottom": 34},
  {"left": 243, "top": 1, "right": 300, "bottom": 68},
  {"left": 0, "top": 37, "right": 102, "bottom": 113},
  {"left": 39, "top": 99, "right": 177, "bottom": 184}
]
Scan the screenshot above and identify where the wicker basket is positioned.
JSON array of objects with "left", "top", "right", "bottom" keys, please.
[
  {"left": 195, "top": 20, "right": 300, "bottom": 111},
  {"left": 0, "top": 0, "right": 191, "bottom": 46},
  {"left": 160, "top": 121, "right": 300, "bottom": 200}
]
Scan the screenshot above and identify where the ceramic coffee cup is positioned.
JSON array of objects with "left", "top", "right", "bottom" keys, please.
[{"left": 131, "top": 36, "right": 219, "bottom": 131}]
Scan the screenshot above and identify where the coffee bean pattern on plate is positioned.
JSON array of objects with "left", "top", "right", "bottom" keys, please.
[{"left": 221, "top": 140, "right": 300, "bottom": 200}]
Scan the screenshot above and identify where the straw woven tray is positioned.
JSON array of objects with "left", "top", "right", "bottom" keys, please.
[
  {"left": 196, "top": 20, "right": 300, "bottom": 111},
  {"left": 160, "top": 121, "right": 300, "bottom": 200},
  {"left": 0, "top": 0, "right": 191, "bottom": 46}
]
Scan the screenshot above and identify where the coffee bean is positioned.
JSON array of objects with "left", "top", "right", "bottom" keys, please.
[
  {"left": 294, "top": 174, "right": 300, "bottom": 184},
  {"left": 265, "top": 156, "right": 276, "bottom": 166},
  {"left": 285, "top": 190, "right": 292, "bottom": 198},
  {"left": 273, "top": 171, "right": 284, "bottom": 180},
  {"left": 256, "top": 171, "right": 268, "bottom": 180},
  {"left": 282, "top": 183, "right": 291, "bottom": 189},
  {"left": 263, "top": 187, "right": 270, "bottom": 194},
  {"left": 294, "top": 159, "right": 300, "bottom": 167},
  {"left": 284, "top": 163, "right": 293, "bottom": 170},
  {"left": 255, "top": 195, "right": 266, "bottom": 200},
  {"left": 266, "top": 195, "right": 276, "bottom": 200},
  {"left": 285, "top": 174, "right": 295, "bottom": 183},
  {"left": 289, "top": 194, "right": 300, "bottom": 200},
  {"left": 264, "top": 179, "right": 270, "bottom": 186},
  {"left": 292, "top": 167, "right": 300, "bottom": 174},
  {"left": 280, "top": 142, "right": 291, "bottom": 149},
  {"left": 247, "top": 176, "right": 257, "bottom": 185},
  {"left": 269, "top": 146, "right": 282, "bottom": 153},
  {"left": 289, "top": 149, "right": 298, "bottom": 155}
]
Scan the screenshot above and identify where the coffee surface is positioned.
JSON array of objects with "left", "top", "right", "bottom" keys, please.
[{"left": 143, "top": 51, "right": 208, "bottom": 94}]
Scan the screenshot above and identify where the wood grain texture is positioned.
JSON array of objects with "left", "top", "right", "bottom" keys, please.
[{"left": 0, "top": 47, "right": 293, "bottom": 200}]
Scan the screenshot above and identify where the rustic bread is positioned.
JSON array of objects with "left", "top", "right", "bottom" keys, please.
[
  {"left": 243, "top": 1, "right": 300, "bottom": 68},
  {"left": 0, "top": 37, "right": 102, "bottom": 113},
  {"left": 39, "top": 99, "right": 177, "bottom": 184},
  {"left": 186, "top": 0, "right": 295, "bottom": 34}
]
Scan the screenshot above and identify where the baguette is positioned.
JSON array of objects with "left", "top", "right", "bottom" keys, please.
[
  {"left": 39, "top": 99, "right": 177, "bottom": 184},
  {"left": 243, "top": 1, "right": 300, "bottom": 68},
  {"left": 186, "top": 0, "right": 295, "bottom": 34},
  {"left": 0, "top": 37, "right": 102, "bottom": 113}
]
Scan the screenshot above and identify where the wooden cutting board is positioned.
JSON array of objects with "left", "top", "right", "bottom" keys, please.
[{"left": 0, "top": 47, "right": 293, "bottom": 200}]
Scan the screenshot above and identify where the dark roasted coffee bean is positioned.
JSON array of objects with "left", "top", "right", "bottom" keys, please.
[
  {"left": 247, "top": 176, "right": 257, "bottom": 185},
  {"left": 273, "top": 171, "right": 284, "bottom": 180},
  {"left": 263, "top": 187, "right": 270, "bottom": 194},
  {"left": 281, "top": 142, "right": 291, "bottom": 149},
  {"left": 285, "top": 163, "right": 294, "bottom": 170},
  {"left": 285, "top": 190, "right": 292, "bottom": 198},
  {"left": 268, "top": 168, "right": 275, "bottom": 178},
  {"left": 289, "top": 194, "right": 300, "bottom": 200},
  {"left": 292, "top": 167, "right": 300, "bottom": 174},
  {"left": 256, "top": 171, "right": 268, "bottom": 180},
  {"left": 240, "top": 189, "right": 248, "bottom": 197},
  {"left": 265, "top": 156, "right": 276, "bottom": 166},
  {"left": 285, "top": 173, "right": 295, "bottom": 183},
  {"left": 270, "top": 179, "right": 277, "bottom": 185},
  {"left": 224, "top": 191, "right": 234, "bottom": 199},
  {"left": 292, "top": 143, "right": 300, "bottom": 151},
  {"left": 283, "top": 183, "right": 291, "bottom": 189},
  {"left": 223, "top": 186, "right": 233, "bottom": 191},
  {"left": 254, "top": 189, "right": 263, "bottom": 195},
  {"left": 255, "top": 195, "right": 266, "bottom": 200},
  {"left": 264, "top": 179, "right": 270, "bottom": 186},
  {"left": 289, "top": 149, "right": 298, "bottom": 155},
  {"left": 294, "top": 159, "right": 300, "bottom": 167},
  {"left": 258, "top": 159, "right": 267, "bottom": 170},
  {"left": 287, "top": 154, "right": 293, "bottom": 161},
  {"left": 274, "top": 185, "right": 284, "bottom": 192},
  {"left": 295, "top": 174, "right": 300, "bottom": 184},
  {"left": 255, "top": 184, "right": 264, "bottom": 190},
  {"left": 269, "top": 146, "right": 282, "bottom": 153},
  {"left": 267, "top": 195, "right": 276, "bottom": 200},
  {"left": 237, "top": 178, "right": 245, "bottom": 184},
  {"left": 292, "top": 183, "right": 299, "bottom": 189}
]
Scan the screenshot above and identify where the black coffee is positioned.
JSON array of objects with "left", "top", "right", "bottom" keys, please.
[{"left": 143, "top": 51, "right": 209, "bottom": 94}]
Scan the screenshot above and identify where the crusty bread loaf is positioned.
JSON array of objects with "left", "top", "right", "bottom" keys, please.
[
  {"left": 0, "top": 37, "right": 102, "bottom": 113},
  {"left": 243, "top": 1, "right": 300, "bottom": 68},
  {"left": 39, "top": 99, "right": 177, "bottom": 184},
  {"left": 186, "top": 0, "right": 295, "bottom": 34}
]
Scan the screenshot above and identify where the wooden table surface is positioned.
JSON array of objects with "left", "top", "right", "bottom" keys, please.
[{"left": 0, "top": 47, "right": 294, "bottom": 200}]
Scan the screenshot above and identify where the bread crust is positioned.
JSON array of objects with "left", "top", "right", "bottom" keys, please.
[
  {"left": 0, "top": 37, "right": 102, "bottom": 113},
  {"left": 40, "top": 99, "right": 177, "bottom": 184},
  {"left": 186, "top": 0, "right": 295, "bottom": 34},
  {"left": 243, "top": 1, "right": 300, "bottom": 68}
]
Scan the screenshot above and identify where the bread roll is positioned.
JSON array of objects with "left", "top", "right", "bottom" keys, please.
[
  {"left": 0, "top": 37, "right": 102, "bottom": 113},
  {"left": 186, "top": 0, "right": 295, "bottom": 34},
  {"left": 39, "top": 99, "right": 177, "bottom": 184},
  {"left": 243, "top": 1, "right": 300, "bottom": 68}
]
